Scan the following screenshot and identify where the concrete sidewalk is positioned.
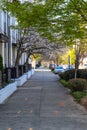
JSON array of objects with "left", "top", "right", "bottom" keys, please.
[{"left": 0, "top": 70, "right": 87, "bottom": 130}]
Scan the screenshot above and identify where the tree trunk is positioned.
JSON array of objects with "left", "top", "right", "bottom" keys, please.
[
  {"left": 25, "top": 53, "right": 30, "bottom": 65},
  {"left": 15, "top": 51, "right": 22, "bottom": 66}
]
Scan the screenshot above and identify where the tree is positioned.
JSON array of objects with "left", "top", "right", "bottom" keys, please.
[
  {"left": 15, "top": 29, "right": 52, "bottom": 66},
  {"left": 2, "top": 0, "right": 87, "bottom": 66},
  {"left": 1, "top": 0, "right": 55, "bottom": 41},
  {"left": 1, "top": 0, "right": 87, "bottom": 41},
  {"left": 68, "top": 49, "right": 76, "bottom": 65},
  {"left": 57, "top": 49, "right": 75, "bottom": 65}
]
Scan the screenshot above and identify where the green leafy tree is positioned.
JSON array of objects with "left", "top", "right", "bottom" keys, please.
[
  {"left": 68, "top": 49, "right": 76, "bottom": 65},
  {"left": 2, "top": 0, "right": 87, "bottom": 68},
  {"left": 1, "top": 0, "right": 87, "bottom": 41},
  {"left": 58, "top": 49, "right": 75, "bottom": 65}
]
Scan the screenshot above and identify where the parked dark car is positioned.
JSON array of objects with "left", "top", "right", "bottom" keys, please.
[
  {"left": 65, "top": 65, "right": 74, "bottom": 71},
  {"left": 35, "top": 64, "right": 40, "bottom": 69},
  {"left": 49, "top": 64, "right": 55, "bottom": 69}
]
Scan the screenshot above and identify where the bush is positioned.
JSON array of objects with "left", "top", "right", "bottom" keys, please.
[
  {"left": 0, "top": 55, "right": 3, "bottom": 87},
  {"left": 59, "top": 69, "right": 75, "bottom": 81},
  {"left": 51, "top": 68, "right": 54, "bottom": 72},
  {"left": 59, "top": 69, "right": 87, "bottom": 81},
  {"left": 0, "top": 54, "right": 3, "bottom": 72},
  {"left": 67, "top": 78, "right": 87, "bottom": 92},
  {"left": 77, "top": 69, "right": 87, "bottom": 80}
]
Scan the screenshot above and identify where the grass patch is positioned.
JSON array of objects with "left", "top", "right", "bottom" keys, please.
[
  {"left": 60, "top": 79, "right": 87, "bottom": 110},
  {"left": 59, "top": 79, "right": 68, "bottom": 87},
  {"left": 72, "top": 91, "right": 87, "bottom": 101}
]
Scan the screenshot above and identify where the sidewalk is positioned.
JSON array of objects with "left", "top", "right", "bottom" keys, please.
[{"left": 0, "top": 69, "right": 87, "bottom": 130}]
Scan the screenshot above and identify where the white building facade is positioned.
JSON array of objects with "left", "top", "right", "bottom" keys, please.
[
  {"left": 0, "top": 10, "right": 10, "bottom": 67},
  {"left": 0, "top": 10, "right": 30, "bottom": 68}
]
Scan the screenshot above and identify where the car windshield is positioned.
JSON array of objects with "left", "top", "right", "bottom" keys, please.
[
  {"left": 56, "top": 66, "right": 63, "bottom": 69},
  {"left": 84, "top": 64, "right": 87, "bottom": 66}
]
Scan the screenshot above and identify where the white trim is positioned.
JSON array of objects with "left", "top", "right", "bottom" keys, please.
[
  {"left": 15, "top": 74, "right": 27, "bottom": 87},
  {"left": 0, "top": 69, "right": 35, "bottom": 103},
  {"left": 0, "top": 81, "right": 17, "bottom": 104}
]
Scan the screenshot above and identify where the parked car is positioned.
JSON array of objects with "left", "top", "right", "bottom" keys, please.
[
  {"left": 35, "top": 64, "right": 40, "bottom": 69},
  {"left": 82, "top": 64, "right": 87, "bottom": 69},
  {"left": 64, "top": 65, "right": 74, "bottom": 71},
  {"left": 54, "top": 66, "right": 64, "bottom": 74},
  {"left": 49, "top": 64, "right": 55, "bottom": 69}
]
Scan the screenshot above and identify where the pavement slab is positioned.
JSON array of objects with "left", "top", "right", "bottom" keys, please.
[{"left": 0, "top": 69, "right": 87, "bottom": 130}]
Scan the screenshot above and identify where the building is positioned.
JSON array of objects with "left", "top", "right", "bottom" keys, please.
[
  {"left": 0, "top": 10, "right": 30, "bottom": 68},
  {"left": 0, "top": 10, "right": 10, "bottom": 67}
]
